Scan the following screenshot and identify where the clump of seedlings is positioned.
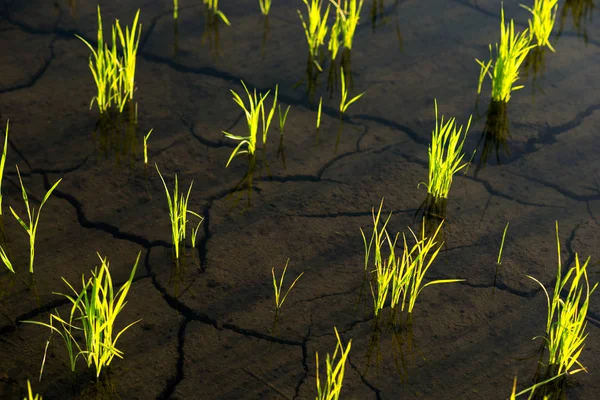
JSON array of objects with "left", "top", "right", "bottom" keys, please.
[
  {"left": 362, "top": 200, "right": 463, "bottom": 324},
  {"left": 24, "top": 253, "right": 142, "bottom": 379},
  {"left": 476, "top": 6, "right": 535, "bottom": 103},
  {"left": 1, "top": 166, "right": 62, "bottom": 276},
  {"left": 272, "top": 259, "right": 304, "bottom": 316},
  {"left": 521, "top": 0, "right": 559, "bottom": 51},
  {"left": 76, "top": 6, "right": 142, "bottom": 117},
  {"left": 298, "top": 0, "right": 331, "bottom": 66},
  {"left": 331, "top": 0, "right": 364, "bottom": 50},
  {"left": 316, "top": 327, "right": 352, "bottom": 400},
  {"left": 420, "top": 100, "right": 471, "bottom": 200},
  {"left": 156, "top": 165, "right": 204, "bottom": 262},
  {"left": 222, "top": 81, "right": 278, "bottom": 167},
  {"left": 526, "top": 222, "right": 597, "bottom": 397}
]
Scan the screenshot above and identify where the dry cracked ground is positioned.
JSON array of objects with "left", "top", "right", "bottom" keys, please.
[{"left": 1, "top": 0, "right": 600, "bottom": 399}]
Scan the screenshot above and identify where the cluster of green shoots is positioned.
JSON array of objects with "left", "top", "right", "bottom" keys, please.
[
  {"left": 272, "top": 259, "right": 304, "bottom": 313},
  {"left": 76, "top": 6, "right": 142, "bottom": 116},
  {"left": 156, "top": 165, "right": 204, "bottom": 261},
  {"left": 204, "top": 0, "right": 230, "bottom": 26},
  {"left": 420, "top": 100, "right": 471, "bottom": 200},
  {"left": 0, "top": 166, "right": 61, "bottom": 275},
  {"left": 222, "top": 81, "right": 278, "bottom": 167},
  {"left": 527, "top": 222, "right": 598, "bottom": 378},
  {"left": 361, "top": 200, "right": 464, "bottom": 319},
  {"left": 521, "top": 0, "right": 559, "bottom": 52},
  {"left": 315, "top": 327, "right": 352, "bottom": 400},
  {"left": 299, "top": 0, "right": 364, "bottom": 67},
  {"left": 476, "top": 6, "right": 535, "bottom": 103},
  {"left": 24, "top": 253, "right": 141, "bottom": 379}
]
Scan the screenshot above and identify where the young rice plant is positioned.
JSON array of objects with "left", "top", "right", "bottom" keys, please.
[
  {"left": 156, "top": 165, "right": 204, "bottom": 261},
  {"left": 298, "top": 0, "right": 331, "bottom": 61},
  {"left": 527, "top": 222, "right": 598, "bottom": 377},
  {"left": 272, "top": 259, "right": 304, "bottom": 312},
  {"left": 420, "top": 100, "right": 471, "bottom": 199},
  {"left": 476, "top": 6, "right": 535, "bottom": 103},
  {"left": 521, "top": 0, "right": 559, "bottom": 52},
  {"left": 222, "top": 82, "right": 278, "bottom": 167},
  {"left": 331, "top": 0, "right": 364, "bottom": 50},
  {"left": 316, "top": 327, "right": 352, "bottom": 400},
  {"left": 339, "top": 66, "right": 364, "bottom": 115}
]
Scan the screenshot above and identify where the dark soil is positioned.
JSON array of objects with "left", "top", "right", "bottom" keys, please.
[{"left": 1, "top": 0, "right": 599, "bottom": 398}]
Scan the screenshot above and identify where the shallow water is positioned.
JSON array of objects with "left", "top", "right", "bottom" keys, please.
[{"left": 1, "top": 0, "right": 599, "bottom": 398}]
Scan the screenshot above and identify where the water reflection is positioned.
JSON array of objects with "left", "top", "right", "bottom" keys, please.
[
  {"left": 201, "top": 11, "right": 225, "bottom": 60},
  {"left": 93, "top": 102, "right": 140, "bottom": 167},
  {"left": 522, "top": 46, "right": 548, "bottom": 93},
  {"left": 474, "top": 100, "right": 510, "bottom": 176},
  {"left": 556, "top": 0, "right": 596, "bottom": 44},
  {"left": 415, "top": 195, "right": 447, "bottom": 241}
]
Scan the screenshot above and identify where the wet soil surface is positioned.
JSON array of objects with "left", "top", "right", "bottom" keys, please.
[{"left": 1, "top": 0, "right": 600, "bottom": 398}]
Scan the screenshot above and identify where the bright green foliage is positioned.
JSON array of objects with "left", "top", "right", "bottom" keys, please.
[
  {"left": 476, "top": 6, "right": 535, "bottom": 103},
  {"left": 222, "top": 82, "right": 278, "bottom": 167},
  {"left": 317, "top": 97, "right": 323, "bottom": 129},
  {"left": 497, "top": 222, "right": 509, "bottom": 265},
  {"left": 24, "top": 253, "right": 141, "bottom": 379},
  {"left": 363, "top": 200, "right": 463, "bottom": 317},
  {"left": 173, "top": 0, "right": 178, "bottom": 20},
  {"left": 527, "top": 222, "right": 598, "bottom": 376},
  {"left": 331, "top": 0, "right": 364, "bottom": 50},
  {"left": 421, "top": 100, "right": 471, "bottom": 199},
  {"left": 204, "top": 0, "right": 231, "bottom": 25},
  {"left": 509, "top": 375, "right": 568, "bottom": 399},
  {"left": 278, "top": 104, "right": 291, "bottom": 136},
  {"left": 339, "top": 67, "right": 364, "bottom": 114},
  {"left": 143, "top": 129, "right": 153, "bottom": 165},
  {"left": 521, "top": 0, "right": 559, "bottom": 51},
  {"left": 272, "top": 259, "right": 304, "bottom": 310},
  {"left": 298, "top": 0, "right": 331, "bottom": 59},
  {"left": 259, "top": 0, "right": 272, "bottom": 15},
  {"left": 24, "top": 380, "right": 42, "bottom": 400},
  {"left": 76, "top": 7, "right": 142, "bottom": 115},
  {"left": 0, "top": 121, "right": 8, "bottom": 216},
  {"left": 7, "top": 166, "right": 61, "bottom": 274},
  {"left": 156, "top": 165, "right": 204, "bottom": 261},
  {"left": 315, "top": 327, "right": 352, "bottom": 400}
]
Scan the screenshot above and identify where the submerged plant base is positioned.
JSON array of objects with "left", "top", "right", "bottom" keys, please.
[
  {"left": 475, "top": 100, "right": 510, "bottom": 176},
  {"left": 93, "top": 102, "right": 140, "bottom": 166},
  {"left": 415, "top": 194, "right": 447, "bottom": 240},
  {"left": 530, "top": 363, "right": 568, "bottom": 400}
]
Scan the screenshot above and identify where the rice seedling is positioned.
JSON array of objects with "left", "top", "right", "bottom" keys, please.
[
  {"left": 204, "top": 0, "right": 231, "bottom": 26},
  {"left": 173, "top": 0, "right": 178, "bottom": 20},
  {"left": 298, "top": 0, "right": 331, "bottom": 61},
  {"left": 222, "top": 82, "right": 278, "bottom": 167},
  {"left": 24, "top": 253, "right": 141, "bottom": 379},
  {"left": 272, "top": 259, "right": 304, "bottom": 311},
  {"left": 0, "top": 121, "right": 8, "bottom": 216},
  {"left": 8, "top": 166, "right": 62, "bottom": 274},
  {"left": 259, "top": 0, "right": 272, "bottom": 15},
  {"left": 339, "top": 66, "right": 364, "bottom": 115},
  {"left": 475, "top": 6, "right": 535, "bottom": 103},
  {"left": 276, "top": 104, "right": 290, "bottom": 167},
  {"left": 24, "top": 380, "right": 42, "bottom": 400},
  {"left": 156, "top": 164, "right": 204, "bottom": 261},
  {"left": 420, "top": 100, "right": 471, "bottom": 199},
  {"left": 315, "top": 327, "right": 352, "bottom": 400},
  {"left": 497, "top": 222, "right": 509, "bottom": 265},
  {"left": 76, "top": 7, "right": 142, "bottom": 115},
  {"left": 328, "top": 11, "right": 342, "bottom": 60},
  {"left": 331, "top": 0, "right": 364, "bottom": 50},
  {"left": 143, "top": 129, "right": 153, "bottom": 165},
  {"left": 317, "top": 97, "right": 323, "bottom": 129},
  {"left": 0, "top": 121, "right": 12, "bottom": 273},
  {"left": 527, "top": 222, "right": 598, "bottom": 378},
  {"left": 521, "top": 0, "right": 559, "bottom": 52}
]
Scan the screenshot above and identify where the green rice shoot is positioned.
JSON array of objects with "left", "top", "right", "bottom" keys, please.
[
  {"left": 521, "top": 0, "right": 558, "bottom": 52},
  {"left": 420, "top": 99, "right": 471, "bottom": 199},
  {"left": 259, "top": 0, "right": 272, "bottom": 15},
  {"left": 0, "top": 121, "right": 8, "bottom": 216},
  {"left": 331, "top": 0, "right": 364, "bottom": 50},
  {"left": 173, "top": 0, "right": 178, "bottom": 20},
  {"left": 497, "top": 222, "right": 509, "bottom": 265},
  {"left": 298, "top": 0, "right": 331, "bottom": 61},
  {"left": 76, "top": 6, "right": 142, "bottom": 115},
  {"left": 156, "top": 165, "right": 204, "bottom": 261},
  {"left": 143, "top": 129, "right": 153, "bottom": 165},
  {"left": 317, "top": 97, "right": 323, "bottom": 129},
  {"left": 475, "top": 6, "right": 535, "bottom": 103},
  {"left": 222, "top": 82, "right": 278, "bottom": 167},
  {"left": 316, "top": 327, "right": 352, "bottom": 400},
  {"left": 24, "top": 380, "right": 42, "bottom": 400},
  {"left": 272, "top": 259, "right": 304, "bottom": 311},
  {"left": 204, "top": 0, "right": 231, "bottom": 26},
  {"left": 278, "top": 104, "right": 291, "bottom": 136},
  {"left": 339, "top": 66, "right": 364, "bottom": 115},
  {"left": 8, "top": 166, "right": 62, "bottom": 274},
  {"left": 527, "top": 222, "right": 598, "bottom": 376}
]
